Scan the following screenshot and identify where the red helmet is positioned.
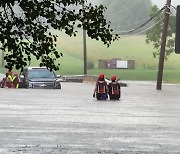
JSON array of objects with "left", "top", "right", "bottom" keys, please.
[
  {"left": 8, "top": 71, "right": 13, "bottom": 75},
  {"left": 99, "top": 73, "right": 104, "bottom": 79},
  {"left": 111, "top": 75, "right": 116, "bottom": 81},
  {"left": 14, "top": 73, "right": 18, "bottom": 76}
]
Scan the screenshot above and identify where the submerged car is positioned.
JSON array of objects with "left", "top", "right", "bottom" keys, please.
[{"left": 20, "top": 67, "right": 61, "bottom": 89}]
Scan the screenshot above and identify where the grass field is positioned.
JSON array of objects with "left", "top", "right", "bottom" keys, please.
[
  {"left": 1, "top": 32, "right": 180, "bottom": 83},
  {"left": 56, "top": 33, "right": 180, "bottom": 83}
]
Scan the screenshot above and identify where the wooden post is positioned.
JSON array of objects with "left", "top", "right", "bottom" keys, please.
[
  {"left": 156, "top": 0, "right": 171, "bottom": 90},
  {"left": 83, "top": 4, "right": 87, "bottom": 75},
  {"left": 1, "top": 50, "right": 4, "bottom": 67}
]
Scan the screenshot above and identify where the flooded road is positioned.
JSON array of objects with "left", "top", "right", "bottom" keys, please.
[{"left": 0, "top": 82, "right": 180, "bottom": 153}]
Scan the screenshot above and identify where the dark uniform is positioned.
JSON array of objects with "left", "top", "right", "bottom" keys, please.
[
  {"left": 93, "top": 73, "right": 108, "bottom": 100},
  {"left": 108, "top": 76, "right": 121, "bottom": 100},
  {"left": 8, "top": 71, "right": 14, "bottom": 88},
  {"left": 12, "top": 73, "right": 20, "bottom": 88},
  {"left": 0, "top": 73, "right": 10, "bottom": 88}
]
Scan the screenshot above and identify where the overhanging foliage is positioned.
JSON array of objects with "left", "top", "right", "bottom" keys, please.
[{"left": 0, "top": 0, "right": 119, "bottom": 71}]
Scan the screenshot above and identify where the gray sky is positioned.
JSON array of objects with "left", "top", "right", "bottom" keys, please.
[
  {"left": 88, "top": 0, "right": 180, "bottom": 8},
  {"left": 152, "top": 0, "right": 180, "bottom": 8}
]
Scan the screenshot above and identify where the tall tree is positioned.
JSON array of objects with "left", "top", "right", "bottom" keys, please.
[
  {"left": 146, "top": 5, "right": 176, "bottom": 59},
  {"left": 0, "top": 0, "right": 118, "bottom": 71},
  {"left": 99, "top": 0, "right": 152, "bottom": 33}
]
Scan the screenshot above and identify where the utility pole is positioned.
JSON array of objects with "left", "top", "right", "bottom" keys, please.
[
  {"left": 1, "top": 50, "right": 4, "bottom": 67},
  {"left": 156, "top": 0, "right": 171, "bottom": 90},
  {"left": 83, "top": 4, "right": 87, "bottom": 75},
  {"left": 83, "top": 29, "right": 87, "bottom": 75}
]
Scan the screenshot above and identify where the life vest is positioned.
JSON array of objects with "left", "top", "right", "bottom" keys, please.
[
  {"left": 8, "top": 75, "right": 14, "bottom": 88},
  {"left": 96, "top": 80, "right": 107, "bottom": 94},
  {"left": 12, "top": 75, "right": 21, "bottom": 88},
  {"left": 110, "top": 82, "right": 119, "bottom": 95}
]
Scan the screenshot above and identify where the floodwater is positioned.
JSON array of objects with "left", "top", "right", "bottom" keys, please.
[{"left": 0, "top": 82, "right": 180, "bottom": 153}]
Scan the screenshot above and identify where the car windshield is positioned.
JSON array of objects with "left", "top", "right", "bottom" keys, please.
[{"left": 28, "top": 69, "right": 55, "bottom": 78}]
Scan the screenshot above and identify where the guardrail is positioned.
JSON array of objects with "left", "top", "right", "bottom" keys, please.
[
  {"left": 61, "top": 75, "right": 127, "bottom": 87},
  {"left": 83, "top": 75, "right": 98, "bottom": 83},
  {"left": 62, "top": 75, "right": 84, "bottom": 83},
  {"left": 61, "top": 75, "right": 98, "bottom": 83}
]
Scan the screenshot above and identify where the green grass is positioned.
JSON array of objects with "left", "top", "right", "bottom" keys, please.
[
  {"left": 88, "top": 68, "right": 157, "bottom": 81},
  {"left": 1, "top": 33, "right": 180, "bottom": 83},
  {"left": 55, "top": 33, "right": 180, "bottom": 83}
]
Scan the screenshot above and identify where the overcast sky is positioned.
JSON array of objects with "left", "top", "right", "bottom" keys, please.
[
  {"left": 152, "top": 0, "right": 180, "bottom": 8},
  {"left": 89, "top": 0, "right": 180, "bottom": 8}
]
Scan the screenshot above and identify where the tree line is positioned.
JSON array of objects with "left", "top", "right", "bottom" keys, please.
[{"left": 89, "top": 0, "right": 152, "bottom": 33}]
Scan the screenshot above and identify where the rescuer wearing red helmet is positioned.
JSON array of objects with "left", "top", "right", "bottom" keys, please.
[
  {"left": 0, "top": 73, "right": 10, "bottom": 88},
  {"left": 99, "top": 73, "right": 104, "bottom": 79},
  {"left": 108, "top": 75, "right": 121, "bottom": 100},
  {"left": 7, "top": 70, "right": 15, "bottom": 88},
  {"left": 93, "top": 73, "right": 108, "bottom": 100},
  {"left": 12, "top": 73, "right": 21, "bottom": 88}
]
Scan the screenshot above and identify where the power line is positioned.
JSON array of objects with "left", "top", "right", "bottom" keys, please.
[
  {"left": 113, "top": 17, "right": 163, "bottom": 37},
  {"left": 112, "top": 14, "right": 162, "bottom": 34},
  {"left": 109, "top": 15, "right": 151, "bottom": 23},
  {"left": 112, "top": 6, "right": 165, "bottom": 35},
  {"left": 130, "top": 18, "right": 164, "bottom": 35},
  {"left": 110, "top": 17, "right": 156, "bottom": 30}
]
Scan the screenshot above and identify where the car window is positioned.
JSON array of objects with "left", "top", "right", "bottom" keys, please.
[{"left": 28, "top": 69, "right": 55, "bottom": 78}]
